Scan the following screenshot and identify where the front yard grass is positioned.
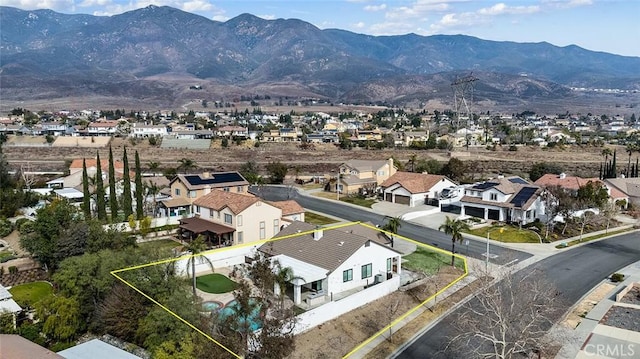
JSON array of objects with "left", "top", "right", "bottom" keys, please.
[
  {"left": 555, "top": 228, "right": 634, "bottom": 248},
  {"left": 466, "top": 225, "right": 541, "bottom": 243},
  {"left": 402, "top": 247, "right": 464, "bottom": 275},
  {"left": 196, "top": 273, "right": 238, "bottom": 294},
  {"left": 311, "top": 191, "right": 376, "bottom": 208},
  {"left": 304, "top": 212, "right": 339, "bottom": 226},
  {"left": 8, "top": 281, "right": 53, "bottom": 307}
]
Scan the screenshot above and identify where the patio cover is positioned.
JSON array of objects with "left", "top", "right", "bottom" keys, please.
[
  {"left": 272, "top": 254, "right": 328, "bottom": 285},
  {"left": 179, "top": 217, "right": 235, "bottom": 235},
  {"left": 160, "top": 197, "right": 191, "bottom": 208}
]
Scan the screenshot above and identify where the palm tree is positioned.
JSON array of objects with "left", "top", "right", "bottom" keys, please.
[
  {"left": 184, "top": 235, "right": 214, "bottom": 297},
  {"left": 382, "top": 216, "right": 402, "bottom": 248},
  {"left": 273, "top": 261, "right": 305, "bottom": 311},
  {"left": 177, "top": 158, "right": 197, "bottom": 174},
  {"left": 407, "top": 154, "right": 418, "bottom": 173},
  {"left": 148, "top": 161, "right": 160, "bottom": 176},
  {"left": 144, "top": 181, "right": 166, "bottom": 216},
  {"left": 438, "top": 216, "right": 470, "bottom": 266}
]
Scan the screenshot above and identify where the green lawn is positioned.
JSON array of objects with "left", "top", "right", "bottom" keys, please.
[
  {"left": 304, "top": 212, "right": 338, "bottom": 226},
  {"left": 196, "top": 273, "right": 238, "bottom": 294},
  {"left": 340, "top": 196, "right": 377, "bottom": 208},
  {"left": 555, "top": 228, "right": 633, "bottom": 249},
  {"left": 466, "top": 226, "right": 541, "bottom": 243},
  {"left": 8, "top": 281, "right": 53, "bottom": 307},
  {"left": 402, "top": 247, "right": 464, "bottom": 275}
]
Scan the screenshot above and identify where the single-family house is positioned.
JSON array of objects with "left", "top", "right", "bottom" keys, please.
[
  {"left": 161, "top": 171, "right": 249, "bottom": 217},
  {"left": 332, "top": 158, "right": 397, "bottom": 195},
  {"left": 0, "top": 335, "right": 64, "bottom": 359},
  {"left": 215, "top": 126, "right": 249, "bottom": 138},
  {"left": 180, "top": 190, "right": 295, "bottom": 247},
  {"left": 40, "top": 122, "right": 68, "bottom": 136},
  {"left": 460, "top": 176, "right": 545, "bottom": 224},
  {"left": 380, "top": 172, "right": 457, "bottom": 207},
  {"left": 535, "top": 173, "right": 628, "bottom": 207},
  {"left": 259, "top": 221, "right": 401, "bottom": 306},
  {"left": 0, "top": 285, "right": 22, "bottom": 329},
  {"left": 130, "top": 124, "right": 168, "bottom": 138},
  {"left": 87, "top": 121, "right": 118, "bottom": 136},
  {"left": 268, "top": 200, "right": 305, "bottom": 223},
  {"left": 604, "top": 177, "right": 640, "bottom": 206}
]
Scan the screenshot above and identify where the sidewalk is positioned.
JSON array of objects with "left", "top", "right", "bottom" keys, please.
[{"left": 555, "top": 260, "right": 640, "bottom": 359}]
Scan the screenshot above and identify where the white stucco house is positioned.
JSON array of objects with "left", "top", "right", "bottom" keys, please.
[
  {"left": 460, "top": 176, "right": 545, "bottom": 225},
  {"left": 380, "top": 171, "right": 457, "bottom": 207},
  {"left": 259, "top": 221, "right": 401, "bottom": 307}
]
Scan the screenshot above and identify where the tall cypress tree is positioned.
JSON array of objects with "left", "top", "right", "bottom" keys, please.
[
  {"left": 95, "top": 153, "right": 107, "bottom": 221},
  {"left": 122, "top": 147, "right": 133, "bottom": 219},
  {"left": 135, "top": 150, "right": 144, "bottom": 219},
  {"left": 82, "top": 158, "right": 91, "bottom": 219},
  {"left": 108, "top": 146, "right": 118, "bottom": 222}
]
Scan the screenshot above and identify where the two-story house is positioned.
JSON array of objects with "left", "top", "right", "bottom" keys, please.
[
  {"left": 215, "top": 126, "right": 249, "bottom": 138},
  {"left": 535, "top": 173, "right": 628, "bottom": 208},
  {"left": 332, "top": 158, "right": 397, "bottom": 195},
  {"left": 161, "top": 172, "right": 249, "bottom": 217},
  {"left": 87, "top": 121, "right": 119, "bottom": 136},
  {"left": 380, "top": 172, "right": 457, "bottom": 207},
  {"left": 179, "top": 190, "right": 298, "bottom": 247},
  {"left": 130, "top": 124, "right": 168, "bottom": 138},
  {"left": 459, "top": 176, "right": 545, "bottom": 225}
]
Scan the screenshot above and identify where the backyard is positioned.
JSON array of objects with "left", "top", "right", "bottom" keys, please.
[
  {"left": 8, "top": 281, "right": 53, "bottom": 307},
  {"left": 196, "top": 273, "right": 237, "bottom": 294}
]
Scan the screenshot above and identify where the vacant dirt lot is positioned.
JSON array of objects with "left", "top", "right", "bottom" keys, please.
[{"left": 4, "top": 136, "right": 620, "bottom": 179}]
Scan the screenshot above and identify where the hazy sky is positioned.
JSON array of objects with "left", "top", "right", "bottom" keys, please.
[{"left": 2, "top": 0, "right": 639, "bottom": 57}]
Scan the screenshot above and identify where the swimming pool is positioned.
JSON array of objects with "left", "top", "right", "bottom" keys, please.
[
  {"left": 201, "top": 301, "right": 224, "bottom": 312},
  {"left": 218, "top": 298, "right": 262, "bottom": 331}
]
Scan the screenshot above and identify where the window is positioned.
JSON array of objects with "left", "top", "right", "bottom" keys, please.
[
  {"left": 223, "top": 187, "right": 230, "bottom": 192},
  {"left": 377, "top": 170, "right": 385, "bottom": 176},
  {"left": 237, "top": 215, "right": 243, "bottom": 226},
  {"left": 343, "top": 269, "right": 353, "bottom": 282},
  {"left": 224, "top": 213, "right": 232, "bottom": 225},
  {"left": 209, "top": 209, "right": 214, "bottom": 218},
  {"left": 490, "top": 193, "right": 497, "bottom": 201},
  {"left": 189, "top": 191, "right": 196, "bottom": 198},
  {"left": 175, "top": 188, "right": 181, "bottom": 196},
  {"left": 195, "top": 206, "right": 200, "bottom": 213},
  {"left": 387, "top": 258, "right": 392, "bottom": 272},
  {"left": 237, "top": 231, "right": 243, "bottom": 244},
  {"left": 273, "top": 219, "right": 279, "bottom": 235},
  {"left": 259, "top": 221, "right": 266, "bottom": 240},
  {"left": 237, "top": 186, "right": 243, "bottom": 192},
  {"left": 361, "top": 263, "right": 372, "bottom": 279}
]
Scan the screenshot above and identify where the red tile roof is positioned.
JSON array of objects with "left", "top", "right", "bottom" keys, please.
[
  {"left": 268, "top": 200, "right": 305, "bottom": 215},
  {"left": 193, "top": 190, "right": 260, "bottom": 214}
]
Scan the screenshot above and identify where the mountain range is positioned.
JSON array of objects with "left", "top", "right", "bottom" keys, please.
[{"left": 1, "top": 5, "right": 639, "bottom": 110}]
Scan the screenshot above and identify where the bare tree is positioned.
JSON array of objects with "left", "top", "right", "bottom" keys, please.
[
  {"left": 446, "top": 269, "right": 565, "bottom": 359},
  {"left": 20, "top": 162, "right": 37, "bottom": 190}
]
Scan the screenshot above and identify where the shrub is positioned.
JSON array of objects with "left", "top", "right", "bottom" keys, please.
[
  {"left": 8, "top": 266, "right": 18, "bottom": 274},
  {"left": 14, "top": 218, "right": 31, "bottom": 231},
  {"left": 0, "top": 218, "right": 12, "bottom": 238},
  {"left": 611, "top": 273, "right": 625, "bottom": 282},
  {"left": 508, "top": 145, "right": 518, "bottom": 151}
]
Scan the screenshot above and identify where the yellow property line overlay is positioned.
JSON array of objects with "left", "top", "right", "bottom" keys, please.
[{"left": 110, "top": 221, "right": 467, "bottom": 359}]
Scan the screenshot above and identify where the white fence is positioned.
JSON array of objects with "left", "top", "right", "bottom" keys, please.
[
  {"left": 174, "top": 245, "right": 259, "bottom": 277},
  {"left": 103, "top": 216, "right": 181, "bottom": 233},
  {"left": 294, "top": 275, "right": 400, "bottom": 335}
]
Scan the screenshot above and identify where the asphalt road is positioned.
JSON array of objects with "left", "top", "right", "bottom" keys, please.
[
  {"left": 253, "top": 186, "right": 531, "bottom": 266},
  {"left": 396, "top": 231, "right": 640, "bottom": 358}
]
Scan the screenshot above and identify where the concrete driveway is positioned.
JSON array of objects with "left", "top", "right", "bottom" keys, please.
[{"left": 371, "top": 201, "right": 461, "bottom": 230}]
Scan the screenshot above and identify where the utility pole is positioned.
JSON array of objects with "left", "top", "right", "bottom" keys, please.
[{"left": 451, "top": 74, "right": 479, "bottom": 150}]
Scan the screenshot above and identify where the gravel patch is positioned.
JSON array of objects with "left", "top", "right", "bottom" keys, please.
[
  {"left": 620, "top": 286, "right": 640, "bottom": 306},
  {"left": 601, "top": 306, "right": 640, "bottom": 332}
]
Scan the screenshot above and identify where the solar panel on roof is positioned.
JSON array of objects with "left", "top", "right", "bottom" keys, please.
[
  {"left": 184, "top": 172, "right": 246, "bottom": 186},
  {"left": 472, "top": 182, "right": 497, "bottom": 190},
  {"left": 510, "top": 187, "right": 537, "bottom": 206},
  {"left": 508, "top": 177, "right": 529, "bottom": 184}
]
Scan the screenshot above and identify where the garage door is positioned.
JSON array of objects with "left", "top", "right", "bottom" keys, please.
[
  {"left": 385, "top": 193, "right": 393, "bottom": 202},
  {"left": 394, "top": 195, "right": 411, "bottom": 205},
  {"left": 465, "top": 206, "right": 484, "bottom": 219},
  {"left": 487, "top": 209, "right": 500, "bottom": 220}
]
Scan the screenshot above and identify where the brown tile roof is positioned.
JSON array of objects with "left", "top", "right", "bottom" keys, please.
[
  {"left": 534, "top": 173, "right": 597, "bottom": 190},
  {"left": 381, "top": 172, "right": 451, "bottom": 194},
  {"left": 193, "top": 190, "right": 260, "bottom": 214},
  {"left": 0, "top": 335, "right": 64, "bottom": 358},
  {"left": 342, "top": 159, "right": 390, "bottom": 172},
  {"left": 268, "top": 200, "right": 305, "bottom": 215},
  {"left": 260, "top": 222, "right": 395, "bottom": 272},
  {"left": 605, "top": 178, "right": 640, "bottom": 197},
  {"left": 179, "top": 217, "right": 235, "bottom": 235}
]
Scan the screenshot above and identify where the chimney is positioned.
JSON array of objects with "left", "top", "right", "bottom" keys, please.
[
  {"left": 204, "top": 184, "right": 211, "bottom": 195},
  {"left": 559, "top": 173, "right": 566, "bottom": 179},
  {"left": 313, "top": 226, "right": 323, "bottom": 241},
  {"left": 202, "top": 171, "right": 211, "bottom": 178}
]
